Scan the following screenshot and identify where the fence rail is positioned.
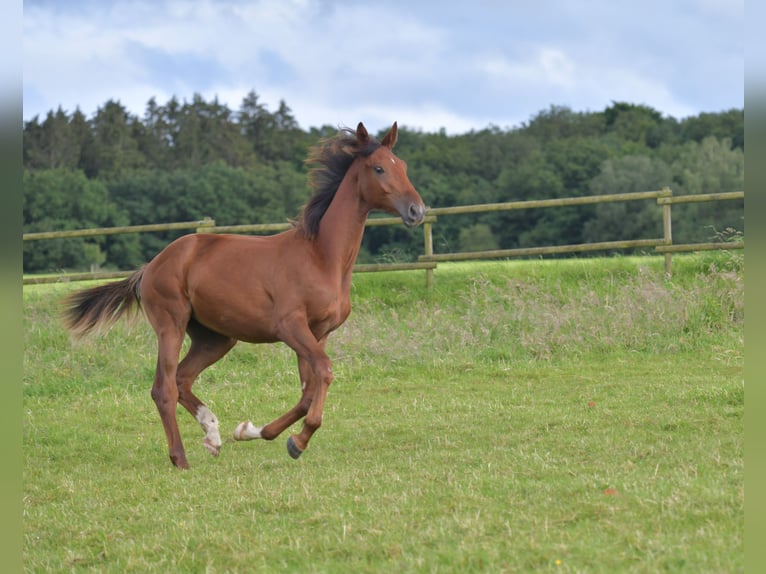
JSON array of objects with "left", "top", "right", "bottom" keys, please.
[
  {"left": 202, "top": 215, "right": 437, "bottom": 235},
  {"left": 426, "top": 190, "right": 671, "bottom": 215},
  {"left": 421, "top": 239, "right": 666, "bottom": 262},
  {"left": 23, "top": 219, "right": 216, "bottom": 241},
  {"left": 22, "top": 189, "right": 743, "bottom": 286}
]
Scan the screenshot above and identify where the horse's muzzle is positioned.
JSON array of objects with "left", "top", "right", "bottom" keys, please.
[{"left": 402, "top": 202, "right": 426, "bottom": 227}]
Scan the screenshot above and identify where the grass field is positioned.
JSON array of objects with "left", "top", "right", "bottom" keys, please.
[{"left": 23, "top": 253, "right": 743, "bottom": 572}]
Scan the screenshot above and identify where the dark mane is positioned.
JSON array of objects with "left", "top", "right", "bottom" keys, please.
[{"left": 294, "top": 127, "right": 381, "bottom": 239}]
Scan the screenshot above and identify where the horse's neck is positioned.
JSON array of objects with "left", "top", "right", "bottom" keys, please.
[{"left": 316, "top": 172, "right": 369, "bottom": 280}]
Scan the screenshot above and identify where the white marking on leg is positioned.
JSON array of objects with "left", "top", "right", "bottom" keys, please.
[
  {"left": 233, "top": 421, "right": 263, "bottom": 441},
  {"left": 196, "top": 405, "right": 222, "bottom": 455}
]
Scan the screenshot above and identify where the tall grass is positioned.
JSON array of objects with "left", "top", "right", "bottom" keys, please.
[
  {"left": 23, "top": 253, "right": 743, "bottom": 572},
  {"left": 340, "top": 253, "right": 743, "bottom": 362}
]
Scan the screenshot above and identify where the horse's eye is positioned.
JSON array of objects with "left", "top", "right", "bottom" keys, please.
[{"left": 374, "top": 166, "right": 385, "bottom": 175}]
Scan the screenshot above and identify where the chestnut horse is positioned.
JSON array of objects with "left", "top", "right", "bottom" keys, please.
[{"left": 63, "top": 122, "right": 425, "bottom": 469}]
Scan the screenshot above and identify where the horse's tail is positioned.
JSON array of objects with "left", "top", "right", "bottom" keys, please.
[{"left": 61, "top": 268, "right": 145, "bottom": 338}]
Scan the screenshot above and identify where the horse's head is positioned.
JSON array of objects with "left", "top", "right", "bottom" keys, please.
[{"left": 354, "top": 122, "right": 426, "bottom": 227}]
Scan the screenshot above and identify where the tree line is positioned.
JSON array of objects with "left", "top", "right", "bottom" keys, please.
[{"left": 22, "top": 91, "right": 744, "bottom": 273}]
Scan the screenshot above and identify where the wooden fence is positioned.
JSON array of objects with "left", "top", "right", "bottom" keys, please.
[
  {"left": 22, "top": 188, "right": 743, "bottom": 286},
  {"left": 417, "top": 187, "right": 744, "bottom": 286}
]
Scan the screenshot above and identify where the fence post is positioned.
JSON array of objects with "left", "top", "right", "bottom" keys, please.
[
  {"left": 423, "top": 219, "right": 434, "bottom": 288},
  {"left": 660, "top": 187, "right": 673, "bottom": 277},
  {"left": 196, "top": 217, "right": 216, "bottom": 233}
]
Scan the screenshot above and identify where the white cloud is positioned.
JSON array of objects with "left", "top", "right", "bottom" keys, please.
[
  {"left": 539, "top": 49, "right": 576, "bottom": 88},
  {"left": 477, "top": 43, "right": 696, "bottom": 120},
  {"left": 580, "top": 68, "right": 696, "bottom": 119},
  {"left": 287, "top": 98, "right": 485, "bottom": 135},
  {"left": 481, "top": 48, "right": 576, "bottom": 89},
  {"left": 22, "top": 0, "right": 743, "bottom": 131},
  {"left": 24, "top": 9, "right": 145, "bottom": 116},
  {"left": 692, "top": 0, "right": 744, "bottom": 18}
]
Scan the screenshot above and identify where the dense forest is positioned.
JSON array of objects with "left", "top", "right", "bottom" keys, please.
[{"left": 22, "top": 91, "right": 744, "bottom": 273}]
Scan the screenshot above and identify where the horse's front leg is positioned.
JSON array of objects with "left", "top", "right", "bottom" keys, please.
[
  {"left": 280, "top": 328, "right": 334, "bottom": 459},
  {"left": 234, "top": 320, "right": 333, "bottom": 459},
  {"left": 233, "top": 354, "right": 316, "bottom": 445},
  {"left": 286, "top": 357, "right": 332, "bottom": 459}
]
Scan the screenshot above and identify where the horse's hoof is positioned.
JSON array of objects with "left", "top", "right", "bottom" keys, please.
[
  {"left": 286, "top": 436, "right": 304, "bottom": 460},
  {"left": 170, "top": 455, "right": 190, "bottom": 470},
  {"left": 233, "top": 421, "right": 262, "bottom": 441},
  {"left": 203, "top": 438, "right": 221, "bottom": 457},
  {"left": 233, "top": 422, "right": 248, "bottom": 441}
]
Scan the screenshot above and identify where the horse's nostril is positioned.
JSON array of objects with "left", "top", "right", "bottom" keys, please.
[{"left": 409, "top": 203, "right": 425, "bottom": 222}]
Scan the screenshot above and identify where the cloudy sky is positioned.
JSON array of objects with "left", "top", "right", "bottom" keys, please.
[{"left": 23, "top": 0, "right": 744, "bottom": 134}]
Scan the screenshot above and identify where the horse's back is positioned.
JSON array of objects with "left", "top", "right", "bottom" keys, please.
[{"left": 144, "top": 232, "right": 288, "bottom": 281}]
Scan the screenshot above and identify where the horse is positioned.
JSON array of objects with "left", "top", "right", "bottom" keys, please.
[{"left": 62, "top": 122, "right": 426, "bottom": 469}]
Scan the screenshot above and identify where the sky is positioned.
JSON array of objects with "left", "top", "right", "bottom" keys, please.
[{"left": 22, "top": 0, "right": 744, "bottom": 135}]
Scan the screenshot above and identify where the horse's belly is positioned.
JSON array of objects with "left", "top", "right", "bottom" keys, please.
[
  {"left": 189, "top": 281, "right": 351, "bottom": 345},
  {"left": 191, "top": 296, "right": 279, "bottom": 343}
]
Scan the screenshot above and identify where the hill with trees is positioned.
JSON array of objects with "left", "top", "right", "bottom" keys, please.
[{"left": 22, "top": 91, "right": 744, "bottom": 272}]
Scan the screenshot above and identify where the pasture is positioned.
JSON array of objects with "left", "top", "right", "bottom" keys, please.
[{"left": 23, "top": 254, "right": 743, "bottom": 572}]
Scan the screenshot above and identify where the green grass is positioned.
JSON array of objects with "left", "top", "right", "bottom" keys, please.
[{"left": 23, "top": 254, "right": 743, "bottom": 572}]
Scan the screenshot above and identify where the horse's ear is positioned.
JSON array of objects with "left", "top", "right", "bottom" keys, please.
[
  {"left": 356, "top": 122, "right": 370, "bottom": 145},
  {"left": 381, "top": 121, "right": 398, "bottom": 149}
]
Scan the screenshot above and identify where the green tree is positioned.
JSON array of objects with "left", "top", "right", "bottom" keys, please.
[
  {"left": 604, "top": 102, "right": 664, "bottom": 146},
  {"left": 669, "top": 137, "right": 744, "bottom": 242},
  {"left": 544, "top": 136, "right": 614, "bottom": 195},
  {"left": 23, "top": 169, "right": 124, "bottom": 271},
  {"left": 133, "top": 97, "right": 173, "bottom": 170},
  {"left": 522, "top": 105, "right": 606, "bottom": 141},
  {"left": 88, "top": 100, "right": 145, "bottom": 177},
  {"left": 583, "top": 155, "right": 673, "bottom": 244},
  {"left": 170, "top": 94, "right": 254, "bottom": 169},
  {"left": 493, "top": 150, "right": 565, "bottom": 248},
  {"left": 238, "top": 91, "right": 310, "bottom": 164},
  {"left": 681, "top": 109, "right": 744, "bottom": 149},
  {"left": 459, "top": 223, "right": 499, "bottom": 252},
  {"left": 23, "top": 108, "right": 78, "bottom": 169},
  {"left": 69, "top": 108, "right": 97, "bottom": 174}
]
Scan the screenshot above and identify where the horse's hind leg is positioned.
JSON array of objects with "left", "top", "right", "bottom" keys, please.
[
  {"left": 149, "top": 323, "right": 188, "bottom": 468},
  {"left": 176, "top": 319, "right": 236, "bottom": 457},
  {"left": 142, "top": 284, "right": 194, "bottom": 469}
]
